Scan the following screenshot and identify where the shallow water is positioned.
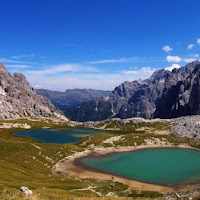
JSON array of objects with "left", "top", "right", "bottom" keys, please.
[
  {"left": 80, "top": 148, "right": 200, "bottom": 185},
  {"left": 13, "top": 127, "right": 125, "bottom": 144}
]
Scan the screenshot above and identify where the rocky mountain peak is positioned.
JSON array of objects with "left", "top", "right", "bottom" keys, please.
[
  {"left": 0, "top": 62, "right": 5, "bottom": 70},
  {"left": 0, "top": 62, "right": 68, "bottom": 120},
  {"left": 64, "top": 61, "right": 200, "bottom": 122}
]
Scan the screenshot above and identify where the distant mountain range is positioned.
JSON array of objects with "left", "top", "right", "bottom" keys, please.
[
  {"left": 0, "top": 62, "right": 67, "bottom": 120},
  {"left": 64, "top": 60, "right": 200, "bottom": 122},
  {"left": 36, "top": 89, "right": 111, "bottom": 109}
]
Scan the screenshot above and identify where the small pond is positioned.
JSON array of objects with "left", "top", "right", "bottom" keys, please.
[
  {"left": 78, "top": 148, "right": 200, "bottom": 185},
  {"left": 13, "top": 127, "right": 126, "bottom": 144}
]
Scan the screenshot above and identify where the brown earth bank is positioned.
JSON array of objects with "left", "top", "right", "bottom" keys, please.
[{"left": 53, "top": 145, "right": 200, "bottom": 193}]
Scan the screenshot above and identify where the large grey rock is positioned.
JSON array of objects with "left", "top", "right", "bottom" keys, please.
[{"left": 0, "top": 62, "right": 68, "bottom": 120}]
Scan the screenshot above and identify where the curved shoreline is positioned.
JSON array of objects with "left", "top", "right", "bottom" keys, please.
[{"left": 55, "top": 145, "right": 200, "bottom": 192}]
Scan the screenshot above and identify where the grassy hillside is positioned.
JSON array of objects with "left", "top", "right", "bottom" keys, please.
[
  {"left": 1, "top": 117, "right": 200, "bottom": 199},
  {"left": 0, "top": 117, "right": 160, "bottom": 199}
]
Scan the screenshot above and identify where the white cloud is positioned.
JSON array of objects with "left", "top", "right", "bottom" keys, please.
[
  {"left": 162, "top": 45, "right": 173, "bottom": 52},
  {"left": 0, "top": 58, "right": 24, "bottom": 63},
  {"left": 197, "top": 38, "right": 200, "bottom": 44},
  {"left": 165, "top": 64, "right": 181, "bottom": 71},
  {"left": 122, "top": 67, "right": 156, "bottom": 75},
  {"left": 188, "top": 44, "right": 194, "bottom": 50},
  {"left": 166, "top": 55, "right": 182, "bottom": 62},
  {"left": 40, "top": 56, "right": 48, "bottom": 59},
  {"left": 87, "top": 57, "right": 139, "bottom": 64},
  {"left": 0, "top": 58, "right": 34, "bottom": 64},
  {"left": 166, "top": 55, "right": 197, "bottom": 64},
  {"left": 24, "top": 63, "right": 99, "bottom": 76},
  {"left": 5, "top": 64, "right": 30, "bottom": 68},
  {"left": 27, "top": 71, "right": 154, "bottom": 91},
  {"left": 184, "top": 58, "right": 196, "bottom": 63},
  {"left": 11, "top": 54, "right": 35, "bottom": 59},
  {"left": 33, "top": 84, "right": 44, "bottom": 89},
  {"left": 21, "top": 65, "right": 157, "bottom": 91}
]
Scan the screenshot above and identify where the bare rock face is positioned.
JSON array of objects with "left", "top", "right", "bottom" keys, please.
[
  {"left": 0, "top": 62, "right": 68, "bottom": 120},
  {"left": 154, "top": 61, "right": 200, "bottom": 118},
  {"left": 64, "top": 61, "right": 200, "bottom": 122}
]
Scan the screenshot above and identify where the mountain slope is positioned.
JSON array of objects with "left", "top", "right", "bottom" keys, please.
[
  {"left": 36, "top": 89, "right": 111, "bottom": 109},
  {"left": 154, "top": 62, "right": 200, "bottom": 118},
  {"left": 0, "top": 62, "right": 67, "bottom": 120},
  {"left": 64, "top": 61, "right": 200, "bottom": 122}
]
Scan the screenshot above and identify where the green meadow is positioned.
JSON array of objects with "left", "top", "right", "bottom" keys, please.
[{"left": 0, "top": 117, "right": 200, "bottom": 199}]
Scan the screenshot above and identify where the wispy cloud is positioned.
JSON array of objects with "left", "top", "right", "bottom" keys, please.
[
  {"left": 40, "top": 56, "right": 48, "bottom": 59},
  {"left": 165, "top": 64, "right": 181, "bottom": 71},
  {"left": 87, "top": 57, "right": 140, "bottom": 64},
  {"left": 5, "top": 64, "right": 31, "bottom": 68},
  {"left": 24, "top": 63, "right": 99, "bottom": 76},
  {"left": 21, "top": 63, "right": 157, "bottom": 91},
  {"left": 0, "top": 58, "right": 34, "bottom": 64},
  {"left": 166, "top": 55, "right": 197, "bottom": 63},
  {"left": 193, "top": 54, "right": 199, "bottom": 58},
  {"left": 122, "top": 67, "right": 156, "bottom": 75},
  {"left": 27, "top": 70, "right": 155, "bottom": 91},
  {"left": 197, "top": 38, "right": 200, "bottom": 44},
  {"left": 11, "top": 54, "right": 35, "bottom": 59},
  {"left": 162, "top": 45, "right": 173, "bottom": 52},
  {"left": 33, "top": 84, "right": 44, "bottom": 89},
  {"left": 188, "top": 44, "right": 194, "bottom": 50},
  {"left": 184, "top": 58, "right": 197, "bottom": 63}
]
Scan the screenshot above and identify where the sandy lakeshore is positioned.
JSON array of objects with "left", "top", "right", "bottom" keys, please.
[{"left": 53, "top": 145, "right": 200, "bottom": 193}]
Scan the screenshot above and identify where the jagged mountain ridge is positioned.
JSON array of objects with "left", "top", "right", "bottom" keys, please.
[
  {"left": 64, "top": 61, "right": 200, "bottom": 122},
  {"left": 154, "top": 62, "right": 200, "bottom": 118},
  {"left": 0, "top": 62, "right": 67, "bottom": 120},
  {"left": 36, "top": 88, "right": 111, "bottom": 109}
]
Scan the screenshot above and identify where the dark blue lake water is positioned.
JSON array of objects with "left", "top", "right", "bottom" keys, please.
[{"left": 14, "top": 127, "right": 125, "bottom": 144}]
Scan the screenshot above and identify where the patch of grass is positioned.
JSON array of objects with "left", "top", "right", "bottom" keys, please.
[
  {"left": 95, "top": 120, "right": 171, "bottom": 133},
  {"left": 78, "top": 133, "right": 118, "bottom": 148},
  {"left": 128, "top": 190, "right": 162, "bottom": 198}
]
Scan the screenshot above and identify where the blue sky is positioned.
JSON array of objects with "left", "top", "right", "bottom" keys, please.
[{"left": 0, "top": 0, "right": 200, "bottom": 91}]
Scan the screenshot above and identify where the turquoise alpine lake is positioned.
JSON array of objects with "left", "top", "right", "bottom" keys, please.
[
  {"left": 79, "top": 148, "right": 200, "bottom": 185},
  {"left": 13, "top": 127, "right": 126, "bottom": 144}
]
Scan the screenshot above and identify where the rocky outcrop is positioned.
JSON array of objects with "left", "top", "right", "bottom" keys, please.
[
  {"left": 0, "top": 62, "right": 68, "bottom": 120},
  {"left": 64, "top": 71, "right": 168, "bottom": 121},
  {"left": 64, "top": 61, "right": 200, "bottom": 122},
  {"left": 154, "top": 61, "right": 200, "bottom": 118}
]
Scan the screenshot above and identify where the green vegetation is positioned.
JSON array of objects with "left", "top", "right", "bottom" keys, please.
[
  {"left": 96, "top": 120, "right": 171, "bottom": 132},
  {"left": 0, "top": 117, "right": 139, "bottom": 199},
  {"left": 78, "top": 130, "right": 199, "bottom": 149},
  {"left": 78, "top": 119, "right": 200, "bottom": 149},
  {"left": 128, "top": 190, "right": 162, "bottom": 198},
  {"left": 1, "top": 117, "right": 200, "bottom": 199},
  {"left": 78, "top": 133, "right": 117, "bottom": 148}
]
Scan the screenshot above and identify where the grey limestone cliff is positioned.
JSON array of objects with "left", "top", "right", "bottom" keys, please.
[
  {"left": 154, "top": 61, "right": 200, "bottom": 118},
  {"left": 0, "top": 62, "right": 68, "bottom": 120}
]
